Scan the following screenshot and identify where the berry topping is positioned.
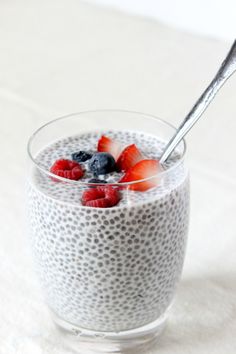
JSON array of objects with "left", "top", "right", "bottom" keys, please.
[
  {"left": 119, "top": 159, "right": 159, "bottom": 191},
  {"left": 88, "top": 178, "right": 107, "bottom": 184},
  {"left": 89, "top": 152, "right": 116, "bottom": 175},
  {"left": 82, "top": 186, "right": 120, "bottom": 208},
  {"left": 50, "top": 159, "right": 84, "bottom": 180},
  {"left": 71, "top": 151, "right": 92, "bottom": 163},
  {"left": 97, "top": 135, "right": 123, "bottom": 160},
  {"left": 116, "top": 144, "right": 143, "bottom": 172}
]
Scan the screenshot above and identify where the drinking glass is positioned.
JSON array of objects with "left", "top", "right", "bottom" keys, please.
[{"left": 27, "top": 110, "right": 189, "bottom": 353}]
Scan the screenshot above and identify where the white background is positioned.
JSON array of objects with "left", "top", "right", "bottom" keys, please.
[
  {"left": 86, "top": 0, "right": 236, "bottom": 41},
  {"left": 0, "top": 1, "right": 236, "bottom": 353}
]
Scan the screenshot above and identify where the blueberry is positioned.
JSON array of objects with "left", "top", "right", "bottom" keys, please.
[
  {"left": 88, "top": 152, "right": 116, "bottom": 175},
  {"left": 71, "top": 151, "right": 92, "bottom": 163},
  {"left": 88, "top": 178, "right": 107, "bottom": 184}
]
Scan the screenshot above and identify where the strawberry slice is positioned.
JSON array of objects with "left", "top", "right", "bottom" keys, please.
[
  {"left": 116, "top": 144, "right": 143, "bottom": 172},
  {"left": 119, "top": 159, "right": 159, "bottom": 191},
  {"left": 97, "top": 135, "right": 123, "bottom": 161}
]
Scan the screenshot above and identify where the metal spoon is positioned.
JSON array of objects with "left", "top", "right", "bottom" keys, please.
[{"left": 159, "top": 40, "right": 236, "bottom": 164}]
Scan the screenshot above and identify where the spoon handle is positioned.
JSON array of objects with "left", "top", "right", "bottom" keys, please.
[{"left": 160, "top": 40, "right": 236, "bottom": 164}]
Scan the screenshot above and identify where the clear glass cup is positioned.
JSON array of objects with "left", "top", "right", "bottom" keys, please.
[{"left": 26, "top": 110, "right": 189, "bottom": 353}]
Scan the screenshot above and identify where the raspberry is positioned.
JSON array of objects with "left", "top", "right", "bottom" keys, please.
[
  {"left": 50, "top": 159, "right": 84, "bottom": 180},
  {"left": 86, "top": 198, "right": 110, "bottom": 208},
  {"left": 82, "top": 186, "right": 120, "bottom": 208}
]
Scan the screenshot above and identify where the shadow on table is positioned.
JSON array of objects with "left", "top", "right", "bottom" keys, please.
[{"left": 142, "top": 272, "right": 236, "bottom": 354}]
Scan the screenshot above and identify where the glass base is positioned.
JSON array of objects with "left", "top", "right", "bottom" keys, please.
[{"left": 52, "top": 311, "right": 168, "bottom": 353}]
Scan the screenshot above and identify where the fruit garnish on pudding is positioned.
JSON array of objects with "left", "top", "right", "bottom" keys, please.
[
  {"left": 71, "top": 150, "right": 92, "bottom": 163},
  {"left": 97, "top": 135, "right": 123, "bottom": 160},
  {"left": 82, "top": 186, "right": 120, "bottom": 208},
  {"left": 116, "top": 144, "right": 143, "bottom": 172},
  {"left": 50, "top": 159, "right": 84, "bottom": 180},
  {"left": 49, "top": 134, "right": 160, "bottom": 207},
  {"left": 88, "top": 152, "right": 116, "bottom": 175},
  {"left": 119, "top": 159, "right": 159, "bottom": 191}
]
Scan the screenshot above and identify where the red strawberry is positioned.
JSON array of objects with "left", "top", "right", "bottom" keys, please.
[
  {"left": 116, "top": 144, "right": 143, "bottom": 172},
  {"left": 97, "top": 135, "right": 123, "bottom": 160},
  {"left": 82, "top": 186, "right": 120, "bottom": 208},
  {"left": 50, "top": 159, "right": 84, "bottom": 180},
  {"left": 119, "top": 159, "right": 159, "bottom": 191}
]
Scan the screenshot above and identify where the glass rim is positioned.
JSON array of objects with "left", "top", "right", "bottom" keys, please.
[{"left": 27, "top": 109, "right": 186, "bottom": 186}]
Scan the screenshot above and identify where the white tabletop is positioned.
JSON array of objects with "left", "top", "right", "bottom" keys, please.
[{"left": 0, "top": 1, "right": 236, "bottom": 353}]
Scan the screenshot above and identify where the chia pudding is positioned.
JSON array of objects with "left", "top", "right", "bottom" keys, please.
[{"left": 27, "top": 130, "right": 189, "bottom": 332}]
